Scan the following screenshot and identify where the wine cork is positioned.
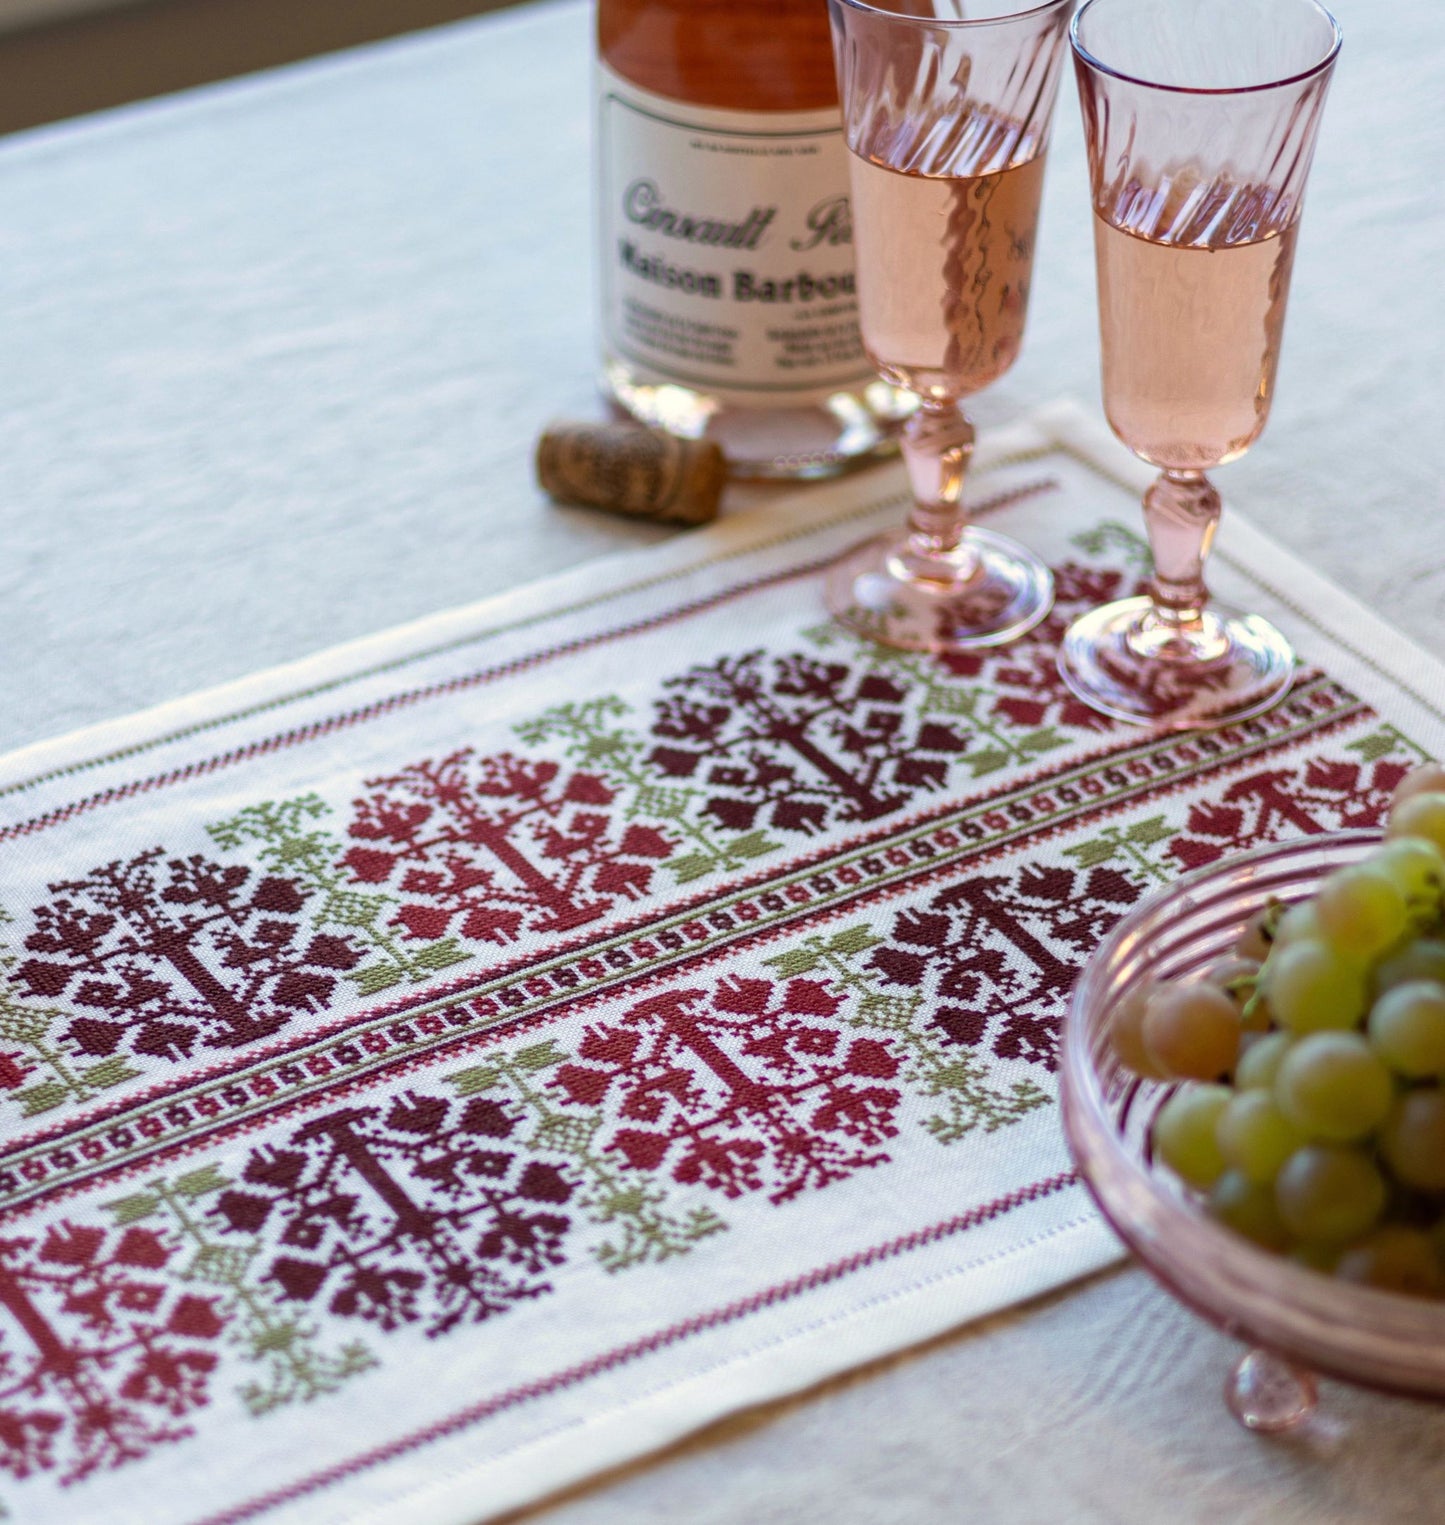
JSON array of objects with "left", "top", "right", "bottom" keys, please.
[{"left": 535, "top": 421, "right": 727, "bottom": 526}]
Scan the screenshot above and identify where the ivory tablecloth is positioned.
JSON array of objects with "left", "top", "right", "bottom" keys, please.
[{"left": 2, "top": 0, "right": 1444, "bottom": 1520}]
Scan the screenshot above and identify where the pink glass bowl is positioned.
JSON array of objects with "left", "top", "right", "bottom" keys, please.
[{"left": 1061, "top": 829, "right": 1445, "bottom": 1430}]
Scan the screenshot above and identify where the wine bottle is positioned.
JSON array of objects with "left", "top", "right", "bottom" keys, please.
[{"left": 594, "top": 0, "right": 910, "bottom": 479}]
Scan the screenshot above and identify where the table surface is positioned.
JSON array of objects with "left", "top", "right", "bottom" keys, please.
[{"left": 3, "top": 1, "right": 1445, "bottom": 1520}]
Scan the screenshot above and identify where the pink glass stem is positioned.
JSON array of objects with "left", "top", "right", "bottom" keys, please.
[
  {"left": 1143, "top": 470, "right": 1220, "bottom": 624},
  {"left": 1133, "top": 468, "right": 1230, "bottom": 659},
  {"left": 896, "top": 402, "right": 976, "bottom": 580},
  {"left": 822, "top": 0, "right": 1067, "bottom": 654}
]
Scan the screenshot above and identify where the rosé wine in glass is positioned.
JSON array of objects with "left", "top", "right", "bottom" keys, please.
[
  {"left": 1096, "top": 212, "right": 1299, "bottom": 471},
  {"left": 1059, "top": 0, "right": 1341, "bottom": 731},
  {"left": 823, "top": 0, "right": 1071, "bottom": 655},
  {"left": 850, "top": 150, "right": 1046, "bottom": 401}
]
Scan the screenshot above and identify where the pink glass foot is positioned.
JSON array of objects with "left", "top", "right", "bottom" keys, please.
[
  {"left": 1225, "top": 1348, "right": 1318, "bottom": 1433},
  {"left": 825, "top": 524, "right": 1053, "bottom": 653},
  {"left": 1058, "top": 594, "right": 1293, "bottom": 729}
]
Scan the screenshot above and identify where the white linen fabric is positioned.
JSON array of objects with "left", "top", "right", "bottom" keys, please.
[{"left": 0, "top": 410, "right": 1439, "bottom": 1524}]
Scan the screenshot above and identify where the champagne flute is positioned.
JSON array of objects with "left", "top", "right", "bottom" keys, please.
[
  {"left": 1059, "top": 0, "right": 1342, "bottom": 729},
  {"left": 824, "top": 0, "right": 1072, "bottom": 653}
]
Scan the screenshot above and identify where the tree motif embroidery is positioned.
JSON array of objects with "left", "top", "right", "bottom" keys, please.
[
  {"left": 551, "top": 973, "right": 903, "bottom": 1204},
  {"left": 645, "top": 650, "right": 971, "bottom": 849},
  {"left": 0, "top": 910, "right": 142, "bottom": 1120},
  {"left": 1168, "top": 733, "right": 1422, "bottom": 871},
  {"left": 104, "top": 1167, "right": 374, "bottom": 1416},
  {"left": 0, "top": 1220, "right": 226, "bottom": 1485},
  {"left": 339, "top": 750, "right": 674, "bottom": 949},
  {"left": 211, "top": 1091, "right": 575, "bottom": 1339},
  {"left": 447, "top": 1039, "right": 726, "bottom": 1272},
  {"left": 962, "top": 560, "right": 1138, "bottom": 740},
  {"left": 762, "top": 926, "right": 1049, "bottom": 1141},
  {"left": 806, "top": 560, "right": 1135, "bottom": 772},
  {"left": 517, "top": 697, "right": 782, "bottom": 885},
  {"left": 14, "top": 851, "right": 362, "bottom": 1063},
  {"left": 209, "top": 794, "right": 470, "bottom": 997},
  {"left": 868, "top": 859, "right": 1147, "bottom": 1072},
  {"left": 517, "top": 564, "right": 1131, "bottom": 888}
]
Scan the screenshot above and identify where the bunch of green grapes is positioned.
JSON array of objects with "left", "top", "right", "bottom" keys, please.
[{"left": 1114, "top": 762, "right": 1445, "bottom": 1297}]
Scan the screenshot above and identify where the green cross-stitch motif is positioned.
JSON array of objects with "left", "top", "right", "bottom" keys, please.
[
  {"left": 208, "top": 794, "right": 471, "bottom": 996},
  {"left": 104, "top": 1166, "right": 375, "bottom": 1415},
  {"left": 1071, "top": 519, "right": 1153, "bottom": 570},
  {"left": 1062, "top": 815, "right": 1177, "bottom": 883},
  {"left": 0, "top": 908, "right": 143, "bottom": 1117},
  {"left": 1348, "top": 724, "right": 1429, "bottom": 767},
  {"left": 448, "top": 1038, "right": 727, "bottom": 1272},
  {"left": 765, "top": 925, "right": 1050, "bottom": 1142},
  {"left": 517, "top": 698, "right": 785, "bottom": 884}
]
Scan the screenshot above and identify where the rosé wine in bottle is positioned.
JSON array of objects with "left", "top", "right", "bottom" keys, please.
[
  {"left": 848, "top": 151, "right": 1046, "bottom": 402},
  {"left": 594, "top": 0, "right": 912, "bottom": 479}
]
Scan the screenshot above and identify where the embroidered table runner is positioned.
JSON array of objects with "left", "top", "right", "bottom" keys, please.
[{"left": 1, "top": 403, "right": 1442, "bottom": 1525}]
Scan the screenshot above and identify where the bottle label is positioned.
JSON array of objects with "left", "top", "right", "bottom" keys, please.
[{"left": 595, "top": 64, "right": 873, "bottom": 405}]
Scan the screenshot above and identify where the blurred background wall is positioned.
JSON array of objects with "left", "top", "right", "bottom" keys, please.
[{"left": 0, "top": 0, "right": 523, "bottom": 134}]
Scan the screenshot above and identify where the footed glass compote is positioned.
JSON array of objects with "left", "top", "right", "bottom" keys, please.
[
  {"left": 1063, "top": 832, "right": 1445, "bottom": 1431},
  {"left": 1059, "top": 0, "right": 1342, "bottom": 729},
  {"left": 824, "top": 0, "right": 1072, "bottom": 653}
]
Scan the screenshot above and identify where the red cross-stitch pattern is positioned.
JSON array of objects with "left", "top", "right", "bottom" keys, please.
[
  {"left": 341, "top": 750, "right": 674, "bottom": 947},
  {"left": 552, "top": 973, "right": 903, "bottom": 1204},
  {"left": 14, "top": 851, "right": 361, "bottom": 1063},
  {"left": 869, "top": 859, "right": 1146, "bottom": 1072},
  {"left": 946, "top": 561, "right": 1138, "bottom": 735},
  {"left": 1168, "top": 752, "right": 1409, "bottom": 870},
  {"left": 212, "top": 1090, "right": 576, "bottom": 1339},
  {"left": 0, "top": 1221, "right": 225, "bottom": 1485},
  {"left": 646, "top": 650, "right": 970, "bottom": 837}
]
